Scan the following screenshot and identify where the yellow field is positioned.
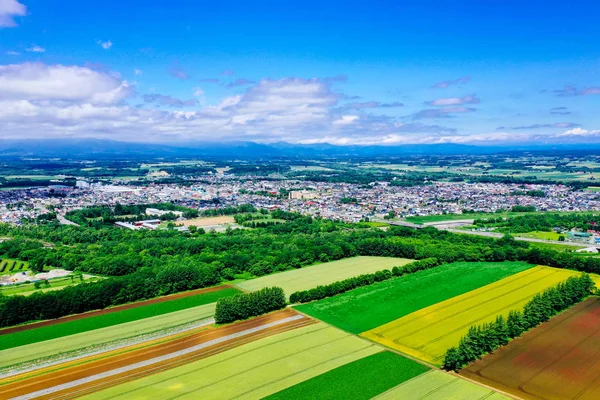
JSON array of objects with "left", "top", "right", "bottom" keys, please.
[{"left": 362, "top": 266, "right": 598, "bottom": 366}]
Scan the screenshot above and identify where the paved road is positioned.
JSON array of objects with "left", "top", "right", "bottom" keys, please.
[{"left": 445, "top": 228, "right": 593, "bottom": 248}]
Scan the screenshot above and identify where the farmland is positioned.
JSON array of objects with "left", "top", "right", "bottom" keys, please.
[
  {"left": 264, "top": 351, "right": 429, "bottom": 400},
  {"left": 0, "top": 310, "right": 316, "bottom": 399},
  {"left": 374, "top": 370, "right": 508, "bottom": 399},
  {"left": 179, "top": 216, "right": 235, "bottom": 227},
  {"left": 0, "top": 258, "right": 30, "bottom": 274},
  {"left": 0, "top": 302, "right": 217, "bottom": 369},
  {"left": 80, "top": 319, "right": 381, "bottom": 400},
  {"left": 461, "top": 297, "right": 600, "bottom": 400},
  {"left": 0, "top": 274, "right": 102, "bottom": 296},
  {"left": 235, "top": 256, "right": 413, "bottom": 298},
  {"left": 295, "top": 261, "right": 533, "bottom": 333},
  {"left": 0, "top": 286, "right": 241, "bottom": 351},
  {"left": 362, "top": 265, "right": 591, "bottom": 365}
]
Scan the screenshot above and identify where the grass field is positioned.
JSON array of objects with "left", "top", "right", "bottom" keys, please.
[
  {"left": 0, "top": 302, "right": 217, "bottom": 369},
  {"left": 296, "top": 261, "right": 533, "bottom": 334},
  {"left": 462, "top": 297, "right": 600, "bottom": 400},
  {"left": 0, "top": 287, "right": 240, "bottom": 352},
  {"left": 374, "top": 370, "right": 508, "bottom": 399},
  {"left": 528, "top": 241, "right": 587, "bottom": 252},
  {"left": 362, "top": 266, "right": 594, "bottom": 365},
  {"left": 516, "top": 231, "right": 563, "bottom": 241},
  {"left": 264, "top": 351, "right": 429, "bottom": 400},
  {"left": 82, "top": 323, "right": 382, "bottom": 400},
  {"left": 0, "top": 258, "right": 30, "bottom": 274},
  {"left": 0, "top": 275, "right": 101, "bottom": 296},
  {"left": 405, "top": 210, "right": 593, "bottom": 225},
  {"left": 180, "top": 216, "right": 235, "bottom": 227},
  {"left": 235, "top": 256, "right": 413, "bottom": 299}
]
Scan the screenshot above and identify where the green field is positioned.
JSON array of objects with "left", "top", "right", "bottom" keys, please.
[
  {"left": 264, "top": 351, "right": 429, "bottom": 400},
  {"left": 516, "top": 231, "right": 563, "bottom": 241},
  {"left": 0, "top": 258, "right": 30, "bottom": 275},
  {"left": 362, "top": 266, "right": 591, "bottom": 365},
  {"left": 83, "top": 323, "right": 382, "bottom": 400},
  {"left": 0, "top": 287, "right": 241, "bottom": 352},
  {"left": 405, "top": 211, "right": 591, "bottom": 225},
  {"left": 374, "top": 370, "right": 508, "bottom": 399},
  {"left": 0, "top": 302, "right": 217, "bottom": 369},
  {"left": 0, "top": 275, "right": 101, "bottom": 296},
  {"left": 528, "top": 242, "right": 586, "bottom": 252},
  {"left": 235, "top": 256, "right": 413, "bottom": 299},
  {"left": 295, "top": 261, "right": 533, "bottom": 334}
]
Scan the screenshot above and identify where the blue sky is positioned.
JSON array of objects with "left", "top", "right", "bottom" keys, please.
[{"left": 1, "top": 0, "right": 599, "bottom": 145}]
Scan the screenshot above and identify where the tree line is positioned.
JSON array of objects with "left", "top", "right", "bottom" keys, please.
[
  {"left": 214, "top": 287, "right": 286, "bottom": 324},
  {"left": 289, "top": 258, "right": 441, "bottom": 303},
  {"left": 442, "top": 274, "right": 595, "bottom": 371}
]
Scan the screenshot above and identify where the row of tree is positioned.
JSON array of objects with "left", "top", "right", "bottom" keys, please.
[
  {"left": 0, "top": 262, "right": 221, "bottom": 328},
  {"left": 442, "top": 274, "right": 595, "bottom": 371},
  {"left": 474, "top": 212, "right": 600, "bottom": 234},
  {"left": 214, "top": 287, "right": 286, "bottom": 324},
  {"left": 289, "top": 258, "right": 440, "bottom": 303}
]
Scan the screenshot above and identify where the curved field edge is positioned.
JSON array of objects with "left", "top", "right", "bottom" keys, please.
[
  {"left": 234, "top": 256, "right": 413, "bottom": 298},
  {"left": 295, "top": 261, "right": 533, "bottom": 334},
  {"left": 0, "top": 287, "right": 241, "bottom": 351},
  {"left": 0, "top": 302, "right": 217, "bottom": 370},
  {"left": 80, "top": 323, "right": 382, "bottom": 400},
  {"left": 263, "top": 351, "right": 429, "bottom": 400},
  {"left": 374, "top": 370, "right": 509, "bottom": 399}
]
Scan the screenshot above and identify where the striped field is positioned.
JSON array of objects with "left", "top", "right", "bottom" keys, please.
[
  {"left": 235, "top": 256, "right": 413, "bottom": 298},
  {"left": 82, "top": 323, "right": 383, "bottom": 400},
  {"left": 374, "top": 370, "right": 508, "bottom": 399},
  {"left": 362, "top": 266, "right": 594, "bottom": 365}
]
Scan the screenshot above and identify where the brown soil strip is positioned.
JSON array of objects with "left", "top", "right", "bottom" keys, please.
[
  {"left": 0, "top": 309, "right": 314, "bottom": 399},
  {"left": 0, "top": 285, "right": 231, "bottom": 336},
  {"left": 461, "top": 297, "right": 600, "bottom": 400}
]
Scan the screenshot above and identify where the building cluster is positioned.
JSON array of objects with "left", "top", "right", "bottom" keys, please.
[{"left": 1, "top": 177, "right": 600, "bottom": 225}]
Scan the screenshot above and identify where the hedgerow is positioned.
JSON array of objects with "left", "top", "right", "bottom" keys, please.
[{"left": 215, "top": 287, "right": 286, "bottom": 324}]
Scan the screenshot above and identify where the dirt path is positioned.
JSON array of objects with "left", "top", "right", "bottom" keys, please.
[
  {"left": 0, "top": 285, "right": 232, "bottom": 336},
  {"left": 0, "top": 309, "right": 314, "bottom": 400}
]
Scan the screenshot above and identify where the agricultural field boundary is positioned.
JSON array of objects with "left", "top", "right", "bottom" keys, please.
[
  {"left": 235, "top": 256, "right": 412, "bottom": 298},
  {"left": 0, "top": 284, "right": 234, "bottom": 336},
  {"left": 0, "top": 302, "right": 218, "bottom": 369},
  {"left": 373, "top": 370, "right": 508, "bottom": 399},
  {"left": 80, "top": 321, "right": 381, "bottom": 400},
  {"left": 0, "top": 310, "right": 314, "bottom": 399},
  {"left": 461, "top": 297, "right": 600, "bottom": 400},
  {"left": 0, "top": 317, "right": 216, "bottom": 380},
  {"left": 295, "top": 261, "right": 533, "bottom": 334},
  {"left": 362, "top": 266, "right": 589, "bottom": 365}
]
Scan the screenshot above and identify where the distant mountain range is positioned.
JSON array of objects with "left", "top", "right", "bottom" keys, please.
[{"left": 1, "top": 139, "right": 600, "bottom": 159}]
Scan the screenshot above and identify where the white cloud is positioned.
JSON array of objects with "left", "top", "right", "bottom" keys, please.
[
  {"left": 426, "top": 95, "right": 480, "bottom": 106},
  {"left": 134, "top": 69, "right": 142, "bottom": 76},
  {"left": 6, "top": 51, "right": 19, "bottom": 55},
  {"left": 96, "top": 40, "right": 113, "bottom": 50},
  {"left": 26, "top": 45, "right": 45, "bottom": 53},
  {"left": 559, "top": 128, "right": 600, "bottom": 137},
  {"left": 193, "top": 87, "right": 205, "bottom": 97},
  {"left": 0, "top": 63, "right": 134, "bottom": 104},
  {"left": 0, "top": 0, "right": 26, "bottom": 27},
  {"left": 333, "top": 115, "right": 359, "bottom": 125}
]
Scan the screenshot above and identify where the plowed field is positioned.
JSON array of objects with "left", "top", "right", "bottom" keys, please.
[{"left": 462, "top": 297, "right": 600, "bottom": 400}]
